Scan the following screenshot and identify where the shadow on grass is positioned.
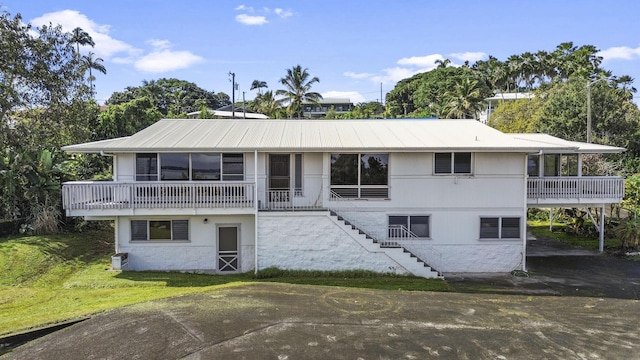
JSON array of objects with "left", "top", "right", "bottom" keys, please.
[{"left": 114, "top": 268, "right": 450, "bottom": 292}]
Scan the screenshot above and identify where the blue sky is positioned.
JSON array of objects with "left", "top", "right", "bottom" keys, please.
[{"left": 3, "top": 1, "right": 640, "bottom": 105}]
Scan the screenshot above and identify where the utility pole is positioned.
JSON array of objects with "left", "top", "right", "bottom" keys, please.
[
  {"left": 586, "top": 77, "right": 607, "bottom": 143},
  {"left": 380, "top": 82, "right": 383, "bottom": 106},
  {"left": 229, "top": 72, "right": 237, "bottom": 119},
  {"left": 242, "top": 91, "right": 246, "bottom": 119}
]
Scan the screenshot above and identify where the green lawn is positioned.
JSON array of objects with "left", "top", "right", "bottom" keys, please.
[
  {"left": 528, "top": 220, "right": 623, "bottom": 251},
  {"left": 0, "top": 230, "right": 446, "bottom": 336}
]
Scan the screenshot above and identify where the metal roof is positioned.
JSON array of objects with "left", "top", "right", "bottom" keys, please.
[
  {"left": 62, "top": 118, "right": 624, "bottom": 154},
  {"left": 511, "top": 133, "right": 625, "bottom": 153}
]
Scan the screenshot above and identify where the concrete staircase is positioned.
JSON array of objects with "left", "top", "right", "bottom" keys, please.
[{"left": 328, "top": 211, "right": 442, "bottom": 279}]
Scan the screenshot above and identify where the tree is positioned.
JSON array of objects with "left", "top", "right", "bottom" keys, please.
[
  {"left": 276, "top": 65, "right": 322, "bottom": 119},
  {"left": 70, "top": 27, "right": 94, "bottom": 56},
  {"left": 253, "top": 90, "right": 284, "bottom": 118},
  {"left": 435, "top": 58, "right": 451, "bottom": 69},
  {"left": 81, "top": 52, "right": 107, "bottom": 96},
  {"left": 488, "top": 97, "right": 542, "bottom": 133},
  {"left": 107, "top": 78, "right": 226, "bottom": 116},
  {"left": 250, "top": 80, "right": 268, "bottom": 95},
  {"left": 440, "top": 77, "right": 485, "bottom": 119}
]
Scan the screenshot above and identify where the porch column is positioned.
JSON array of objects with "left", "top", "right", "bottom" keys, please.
[
  {"left": 599, "top": 204, "right": 605, "bottom": 253},
  {"left": 522, "top": 155, "right": 528, "bottom": 272},
  {"left": 254, "top": 149, "right": 259, "bottom": 274},
  {"left": 577, "top": 154, "right": 583, "bottom": 177}
]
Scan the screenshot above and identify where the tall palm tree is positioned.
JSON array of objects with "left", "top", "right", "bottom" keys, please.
[
  {"left": 81, "top": 52, "right": 106, "bottom": 96},
  {"left": 276, "top": 65, "right": 322, "bottom": 119},
  {"left": 71, "top": 27, "right": 95, "bottom": 56},
  {"left": 441, "top": 77, "right": 485, "bottom": 119},
  {"left": 435, "top": 58, "right": 452, "bottom": 69},
  {"left": 250, "top": 80, "right": 268, "bottom": 95},
  {"left": 254, "top": 90, "right": 283, "bottom": 118}
]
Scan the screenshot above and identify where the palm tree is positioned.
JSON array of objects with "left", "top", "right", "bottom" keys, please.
[
  {"left": 71, "top": 27, "right": 95, "bottom": 56},
  {"left": 81, "top": 52, "right": 106, "bottom": 96},
  {"left": 276, "top": 65, "right": 322, "bottom": 119},
  {"left": 250, "top": 80, "right": 268, "bottom": 95},
  {"left": 435, "top": 58, "right": 452, "bottom": 69},
  {"left": 253, "top": 90, "right": 283, "bottom": 118},
  {"left": 441, "top": 77, "right": 485, "bottom": 119}
]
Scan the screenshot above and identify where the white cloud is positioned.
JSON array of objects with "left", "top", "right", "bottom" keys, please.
[
  {"left": 372, "top": 67, "right": 424, "bottom": 84},
  {"left": 344, "top": 71, "right": 374, "bottom": 79},
  {"left": 449, "top": 51, "right": 487, "bottom": 63},
  {"left": 599, "top": 45, "right": 640, "bottom": 61},
  {"left": 148, "top": 39, "right": 171, "bottom": 50},
  {"left": 30, "top": 10, "right": 140, "bottom": 60},
  {"left": 235, "top": 14, "right": 268, "bottom": 25},
  {"left": 134, "top": 50, "right": 204, "bottom": 73},
  {"left": 274, "top": 8, "right": 293, "bottom": 18},
  {"left": 235, "top": 5, "right": 253, "bottom": 11},
  {"left": 397, "top": 54, "right": 444, "bottom": 68},
  {"left": 322, "top": 91, "right": 366, "bottom": 104}
]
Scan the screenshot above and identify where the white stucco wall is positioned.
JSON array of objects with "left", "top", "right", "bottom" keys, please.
[
  {"left": 116, "top": 214, "right": 255, "bottom": 272},
  {"left": 257, "top": 212, "right": 409, "bottom": 274}
]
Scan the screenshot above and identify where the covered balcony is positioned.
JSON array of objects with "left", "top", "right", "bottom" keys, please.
[
  {"left": 62, "top": 181, "right": 255, "bottom": 216},
  {"left": 527, "top": 177, "right": 624, "bottom": 206}
]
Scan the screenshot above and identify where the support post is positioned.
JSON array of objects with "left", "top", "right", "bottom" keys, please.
[
  {"left": 254, "top": 150, "right": 259, "bottom": 275},
  {"left": 599, "top": 204, "right": 605, "bottom": 253}
]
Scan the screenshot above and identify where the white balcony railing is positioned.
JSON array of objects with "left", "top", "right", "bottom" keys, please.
[
  {"left": 63, "top": 181, "right": 255, "bottom": 211},
  {"left": 527, "top": 177, "right": 624, "bottom": 200},
  {"left": 258, "top": 190, "right": 324, "bottom": 211}
]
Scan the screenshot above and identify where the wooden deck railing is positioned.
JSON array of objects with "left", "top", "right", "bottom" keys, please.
[
  {"left": 527, "top": 177, "right": 624, "bottom": 200},
  {"left": 63, "top": 181, "right": 255, "bottom": 210}
]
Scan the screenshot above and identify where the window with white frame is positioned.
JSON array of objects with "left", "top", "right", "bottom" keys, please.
[
  {"left": 479, "top": 217, "right": 520, "bottom": 239},
  {"left": 135, "top": 153, "right": 244, "bottom": 181},
  {"left": 330, "top": 153, "right": 388, "bottom": 198},
  {"left": 131, "top": 220, "right": 189, "bottom": 241},
  {"left": 434, "top": 152, "right": 472, "bottom": 174},
  {"left": 388, "top": 215, "right": 430, "bottom": 238}
]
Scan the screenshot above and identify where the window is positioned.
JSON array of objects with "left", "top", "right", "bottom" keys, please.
[
  {"left": 136, "top": 153, "right": 158, "bottom": 181},
  {"left": 435, "top": 152, "right": 472, "bottom": 174},
  {"left": 528, "top": 155, "right": 540, "bottom": 177},
  {"left": 135, "top": 153, "right": 244, "bottom": 181},
  {"left": 388, "top": 215, "right": 430, "bottom": 238},
  {"left": 543, "top": 154, "right": 578, "bottom": 177},
  {"left": 479, "top": 217, "right": 520, "bottom": 239},
  {"left": 160, "top": 153, "right": 189, "bottom": 180},
  {"left": 331, "top": 153, "right": 388, "bottom": 198},
  {"left": 294, "top": 153, "right": 303, "bottom": 194},
  {"left": 131, "top": 220, "right": 189, "bottom": 241}
]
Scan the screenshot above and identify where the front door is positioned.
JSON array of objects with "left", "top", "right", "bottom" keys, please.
[
  {"left": 269, "top": 154, "right": 290, "bottom": 203},
  {"left": 217, "top": 226, "right": 239, "bottom": 272}
]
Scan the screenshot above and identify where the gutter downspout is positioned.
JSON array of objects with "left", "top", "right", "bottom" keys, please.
[{"left": 254, "top": 150, "right": 259, "bottom": 275}]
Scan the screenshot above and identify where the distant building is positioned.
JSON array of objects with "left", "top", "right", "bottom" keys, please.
[
  {"left": 478, "top": 92, "right": 534, "bottom": 124},
  {"left": 187, "top": 104, "right": 268, "bottom": 119},
  {"left": 302, "top": 98, "right": 353, "bottom": 118}
]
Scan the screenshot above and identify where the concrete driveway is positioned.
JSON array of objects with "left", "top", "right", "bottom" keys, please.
[{"left": 3, "top": 281, "right": 639, "bottom": 360}]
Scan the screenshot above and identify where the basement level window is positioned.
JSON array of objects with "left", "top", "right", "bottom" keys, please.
[
  {"left": 131, "top": 219, "right": 189, "bottom": 241},
  {"left": 479, "top": 217, "right": 520, "bottom": 239}
]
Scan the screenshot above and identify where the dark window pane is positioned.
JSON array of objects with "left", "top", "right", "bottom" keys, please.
[
  {"left": 501, "top": 217, "right": 521, "bottom": 238},
  {"left": 331, "top": 154, "right": 358, "bottom": 185},
  {"left": 136, "top": 153, "right": 158, "bottom": 181},
  {"left": 480, "top": 217, "right": 499, "bottom": 238},
  {"left": 294, "top": 154, "right": 303, "bottom": 191},
  {"left": 388, "top": 216, "right": 408, "bottom": 238},
  {"left": 192, "top": 153, "right": 221, "bottom": 180},
  {"left": 561, "top": 154, "right": 578, "bottom": 176},
  {"left": 131, "top": 220, "right": 147, "bottom": 241},
  {"left": 361, "top": 154, "right": 388, "bottom": 185},
  {"left": 528, "top": 155, "right": 540, "bottom": 177},
  {"left": 434, "top": 153, "right": 452, "bottom": 174},
  {"left": 454, "top": 153, "right": 472, "bottom": 174},
  {"left": 388, "top": 216, "right": 408, "bottom": 227},
  {"left": 149, "top": 220, "right": 172, "bottom": 240},
  {"left": 410, "top": 216, "right": 430, "bottom": 237},
  {"left": 218, "top": 227, "right": 237, "bottom": 251},
  {"left": 172, "top": 220, "right": 189, "bottom": 240},
  {"left": 222, "top": 154, "right": 244, "bottom": 181},
  {"left": 269, "top": 154, "right": 290, "bottom": 190},
  {"left": 160, "top": 153, "right": 189, "bottom": 181},
  {"left": 544, "top": 154, "right": 559, "bottom": 177}
]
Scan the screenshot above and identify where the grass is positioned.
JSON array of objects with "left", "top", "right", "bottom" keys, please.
[
  {"left": 0, "top": 231, "right": 446, "bottom": 336},
  {"left": 528, "top": 219, "right": 623, "bottom": 251}
]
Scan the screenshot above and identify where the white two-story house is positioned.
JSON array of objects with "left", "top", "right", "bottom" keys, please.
[{"left": 61, "top": 119, "right": 625, "bottom": 278}]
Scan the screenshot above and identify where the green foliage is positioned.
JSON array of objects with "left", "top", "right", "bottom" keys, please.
[
  {"left": 622, "top": 174, "right": 640, "bottom": 212},
  {"left": 614, "top": 218, "right": 640, "bottom": 251},
  {"left": 95, "top": 97, "right": 163, "bottom": 140},
  {"left": 489, "top": 97, "right": 542, "bottom": 132},
  {"left": 106, "top": 78, "right": 226, "bottom": 116},
  {"left": 276, "top": 65, "right": 322, "bottom": 119}
]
